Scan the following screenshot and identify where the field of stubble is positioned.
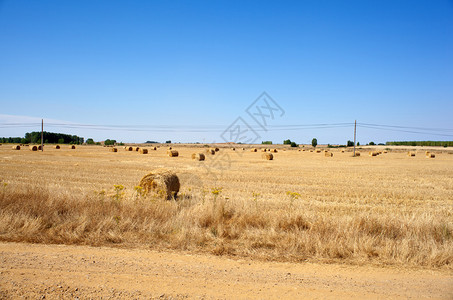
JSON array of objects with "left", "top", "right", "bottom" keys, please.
[{"left": 0, "top": 144, "right": 452, "bottom": 269}]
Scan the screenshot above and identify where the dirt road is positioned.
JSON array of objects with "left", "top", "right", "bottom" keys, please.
[{"left": 0, "top": 242, "right": 451, "bottom": 299}]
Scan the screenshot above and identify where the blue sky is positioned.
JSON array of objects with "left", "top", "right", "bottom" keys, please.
[{"left": 1, "top": 0, "right": 452, "bottom": 144}]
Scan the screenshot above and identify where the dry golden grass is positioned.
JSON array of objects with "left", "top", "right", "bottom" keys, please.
[{"left": 0, "top": 145, "right": 452, "bottom": 269}]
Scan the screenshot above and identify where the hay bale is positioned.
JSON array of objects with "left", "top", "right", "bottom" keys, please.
[
  {"left": 425, "top": 151, "right": 430, "bottom": 156},
  {"left": 324, "top": 151, "right": 333, "bottom": 157},
  {"left": 231, "top": 148, "right": 235, "bottom": 151},
  {"left": 383, "top": 150, "right": 388, "bottom": 153},
  {"left": 354, "top": 152, "right": 361, "bottom": 157},
  {"left": 206, "top": 149, "right": 215, "bottom": 155},
  {"left": 55, "top": 145, "right": 60, "bottom": 149},
  {"left": 316, "top": 149, "right": 321, "bottom": 153},
  {"left": 261, "top": 149, "right": 267, "bottom": 152},
  {"left": 192, "top": 153, "right": 205, "bottom": 161},
  {"left": 250, "top": 148, "right": 257, "bottom": 152},
  {"left": 110, "top": 147, "right": 118, "bottom": 152},
  {"left": 29, "top": 145, "right": 38, "bottom": 151},
  {"left": 135, "top": 147, "right": 140, "bottom": 151},
  {"left": 407, "top": 151, "right": 415, "bottom": 157},
  {"left": 168, "top": 150, "right": 179, "bottom": 157},
  {"left": 262, "top": 153, "right": 273, "bottom": 160},
  {"left": 369, "top": 151, "right": 378, "bottom": 156},
  {"left": 341, "top": 150, "right": 345, "bottom": 153},
  {"left": 426, "top": 153, "right": 435, "bottom": 158},
  {"left": 214, "top": 147, "right": 220, "bottom": 152},
  {"left": 242, "top": 147, "right": 245, "bottom": 150},
  {"left": 138, "top": 169, "right": 180, "bottom": 200},
  {"left": 302, "top": 149, "right": 306, "bottom": 152},
  {"left": 69, "top": 145, "right": 76, "bottom": 149},
  {"left": 38, "top": 145, "right": 43, "bottom": 150},
  {"left": 125, "top": 146, "right": 133, "bottom": 151},
  {"left": 309, "top": 149, "right": 313, "bottom": 152},
  {"left": 140, "top": 148, "right": 148, "bottom": 154},
  {"left": 167, "top": 146, "right": 172, "bottom": 150}
]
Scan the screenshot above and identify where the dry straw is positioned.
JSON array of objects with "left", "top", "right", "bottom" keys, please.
[
  {"left": 138, "top": 169, "right": 180, "bottom": 200},
  {"left": 168, "top": 150, "right": 179, "bottom": 157},
  {"left": 192, "top": 153, "right": 205, "bottom": 161},
  {"left": 139, "top": 148, "right": 148, "bottom": 154},
  {"left": 262, "top": 153, "right": 273, "bottom": 160}
]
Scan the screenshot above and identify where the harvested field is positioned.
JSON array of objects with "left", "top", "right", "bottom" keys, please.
[{"left": 0, "top": 145, "right": 452, "bottom": 270}]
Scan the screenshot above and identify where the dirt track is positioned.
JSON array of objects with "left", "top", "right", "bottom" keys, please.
[{"left": 0, "top": 242, "right": 452, "bottom": 299}]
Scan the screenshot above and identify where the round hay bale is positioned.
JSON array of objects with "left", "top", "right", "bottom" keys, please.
[
  {"left": 38, "top": 145, "right": 43, "bottom": 150},
  {"left": 426, "top": 153, "right": 435, "bottom": 158},
  {"left": 272, "top": 149, "right": 278, "bottom": 153},
  {"left": 231, "top": 148, "right": 235, "bottom": 151},
  {"left": 324, "top": 151, "right": 333, "bottom": 157},
  {"left": 135, "top": 147, "right": 140, "bottom": 151},
  {"left": 261, "top": 149, "right": 267, "bottom": 152},
  {"left": 369, "top": 151, "right": 378, "bottom": 156},
  {"left": 110, "top": 147, "right": 118, "bottom": 152},
  {"left": 140, "top": 148, "right": 148, "bottom": 154},
  {"left": 29, "top": 145, "right": 38, "bottom": 151},
  {"left": 242, "top": 148, "right": 245, "bottom": 150},
  {"left": 167, "top": 146, "right": 172, "bottom": 150},
  {"left": 354, "top": 152, "right": 361, "bottom": 157},
  {"left": 262, "top": 153, "right": 273, "bottom": 160},
  {"left": 151, "top": 146, "right": 157, "bottom": 150},
  {"left": 125, "top": 146, "right": 133, "bottom": 151},
  {"left": 206, "top": 149, "right": 215, "bottom": 155},
  {"left": 309, "top": 150, "right": 313, "bottom": 152},
  {"left": 316, "top": 149, "right": 321, "bottom": 153},
  {"left": 168, "top": 150, "right": 179, "bottom": 157},
  {"left": 139, "top": 169, "right": 180, "bottom": 200},
  {"left": 55, "top": 145, "right": 60, "bottom": 149},
  {"left": 192, "top": 153, "right": 205, "bottom": 161},
  {"left": 69, "top": 145, "right": 76, "bottom": 149},
  {"left": 341, "top": 150, "right": 345, "bottom": 153},
  {"left": 250, "top": 148, "right": 257, "bottom": 152},
  {"left": 214, "top": 147, "right": 219, "bottom": 152},
  {"left": 407, "top": 151, "right": 415, "bottom": 157}
]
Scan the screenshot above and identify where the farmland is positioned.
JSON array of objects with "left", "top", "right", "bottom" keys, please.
[{"left": 1, "top": 144, "right": 452, "bottom": 268}]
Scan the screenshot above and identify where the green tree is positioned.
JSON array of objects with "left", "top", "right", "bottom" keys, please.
[
  {"left": 290, "top": 142, "right": 298, "bottom": 147},
  {"left": 312, "top": 138, "right": 317, "bottom": 148},
  {"left": 283, "top": 139, "right": 291, "bottom": 145},
  {"left": 347, "top": 140, "right": 354, "bottom": 147},
  {"left": 369, "top": 141, "right": 375, "bottom": 145},
  {"left": 86, "top": 138, "right": 95, "bottom": 145}
]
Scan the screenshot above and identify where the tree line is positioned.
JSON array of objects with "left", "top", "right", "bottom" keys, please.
[
  {"left": 386, "top": 141, "right": 452, "bottom": 147},
  {"left": 0, "top": 131, "right": 84, "bottom": 144}
]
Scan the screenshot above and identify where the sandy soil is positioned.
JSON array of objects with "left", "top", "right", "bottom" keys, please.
[{"left": 1, "top": 242, "right": 452, "bottom": 299}]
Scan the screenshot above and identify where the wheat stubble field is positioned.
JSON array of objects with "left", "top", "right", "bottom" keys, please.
[{"left": 1, "top": 144, "right": 452, "bottom": 298}]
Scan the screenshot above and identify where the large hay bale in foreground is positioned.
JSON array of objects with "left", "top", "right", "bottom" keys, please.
[
  {"left": 140, "top": 148, "right": 148, "bottom": 154},
  {"left": 262, "top": 153, "right": 273, "bottom": 160},
  {"left": 168, "top": 150, "right": 179, "bottom": 157},
  {"left": 29, "top": 145, "right": 38, "bottom": 151},
  {"left": 139, "top": 169, "right": 180, "bottom": 200},
  {"left": 55, "top": 145, "right": 60, "bottom": 149},
  {"left": 110, "top": 147, "right": 118, "bottom": 152},
  {"left": 12, "top": 145, "right": 20, "bottom": 150},
  {"left": 192, "top": 153, "right": 205, "bottom": 161}
]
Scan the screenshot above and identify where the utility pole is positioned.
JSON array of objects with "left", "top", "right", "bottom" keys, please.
[
  {"left": 353, "top": 120, "right": 357, "bottom": 157},
  {"left": 41, "top": 119, "right": 44, "bottom": 152}
]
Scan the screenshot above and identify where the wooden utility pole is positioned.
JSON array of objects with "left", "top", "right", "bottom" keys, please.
[
  {"left": 41, "top": 119, "right": 44, "bottom": 152},
  {"left": 353, "top": 120, "right": 357, "bottom": 157}
]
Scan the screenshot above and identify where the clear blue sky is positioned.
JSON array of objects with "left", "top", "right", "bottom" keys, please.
[{"left": 1, "top": 0, "right": 452, "bottom": 144}]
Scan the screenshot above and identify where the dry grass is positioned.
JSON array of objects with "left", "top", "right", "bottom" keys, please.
[{"left": 0, "top": 145, "right": 452, "bottom": 269}]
